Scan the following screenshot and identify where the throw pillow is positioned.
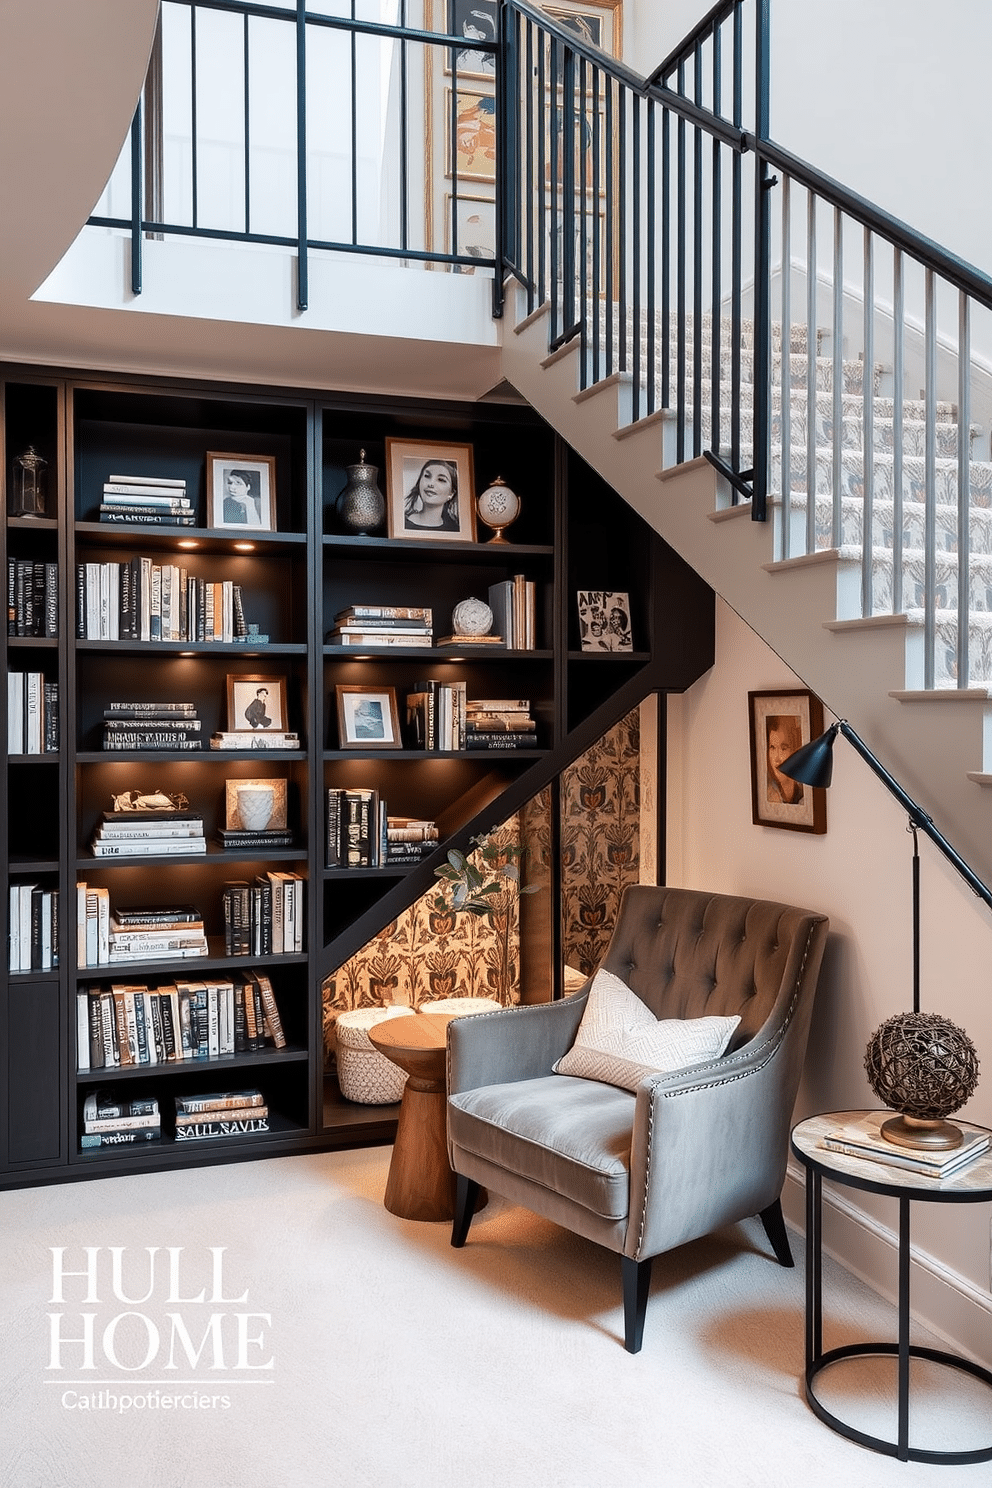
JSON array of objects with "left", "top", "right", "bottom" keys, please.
[{"left": 554, "top": 967, "right": 740, "bottom": 1093}]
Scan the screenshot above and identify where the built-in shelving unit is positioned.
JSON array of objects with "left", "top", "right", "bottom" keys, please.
[{"left": 0, "top": 365, "right": 715, "bottom": 1189}]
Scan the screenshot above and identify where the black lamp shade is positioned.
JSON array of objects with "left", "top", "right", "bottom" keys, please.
[{"left": 779, "top": 723, "right": 840, "bottom": 788}]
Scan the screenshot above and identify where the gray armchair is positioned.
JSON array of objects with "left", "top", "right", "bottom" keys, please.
[{"left": 446, "top": 884, "right": 829, "bottom": 1351}]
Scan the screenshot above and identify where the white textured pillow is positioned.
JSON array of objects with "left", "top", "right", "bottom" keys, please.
[{"left": 554, "top": 967, "right": 740, "bottom": 1093}]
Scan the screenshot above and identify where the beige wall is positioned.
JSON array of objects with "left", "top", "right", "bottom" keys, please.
[{"left": 668, "top": 599, "right": 992, "bottom": 1365}]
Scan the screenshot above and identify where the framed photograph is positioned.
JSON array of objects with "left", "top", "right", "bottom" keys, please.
[
  {"left": 538, "top": 0, "right": 621, "bottom": 60},
  {"left": 226, "top": 674, "right": 289, "bottom": 733},
  {"left": 207, "top": 451, "right": 277, "bottom": 532},
  {"left": 336, "top": 685, "right": 403, "bottom": 750},
  {"left": 748, "top": 690, "right": 827, "bottom": 834},
  {"left": 446, "top": 88, "right": 497, "bottom": 182},
  {"left": 224, "top": 778, "right": 288, "bottom": 830},
  {"left": 577, "top": 590, "right": 632, "bottom": 652},
  {"left": 444, "top": 193, "right": 496, "bottom": 270},
  {"left": 385, "top": 437, "right": 477, "bottom": 542},
  {"left": 446, "top": 0, "right": 498, "bottom": 80}
]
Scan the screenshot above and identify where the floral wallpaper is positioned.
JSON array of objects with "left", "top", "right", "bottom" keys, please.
[
  {"left": 560, "top": 707, "right": 641, "bottom": 977},
  {"left": 322, "top": 819, "right": 526, "bottom": 1062},
  {"left": 321, "top": 707, "right": 644, "bottom": 1062}
]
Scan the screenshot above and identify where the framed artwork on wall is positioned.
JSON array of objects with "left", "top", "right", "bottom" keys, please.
[{"left": 748, "top": 689, "right": 827, "bottom": 834}]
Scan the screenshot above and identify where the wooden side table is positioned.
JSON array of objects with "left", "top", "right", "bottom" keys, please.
[
  {"left": 791, "top": 1111, "right": 992, "bottom": 1465},
  {"left": 368, "top": 1012, "right": 485, "bottom": 1223}
]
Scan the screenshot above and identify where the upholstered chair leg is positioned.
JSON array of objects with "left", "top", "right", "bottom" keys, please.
[
  {"left": 450, "top": 1175, "right": 481, "bottom": 1248},
  {"left": 621, "top": 1255, "right": 652, "bottom": 1353},
  {"left": 758, "top": 1198, "right": 794, "bottom": 1267}
]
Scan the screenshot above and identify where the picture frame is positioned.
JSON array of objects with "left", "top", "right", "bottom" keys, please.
[
  {"left": 444, "top": 192, "right": 496, "bottom": 270},
  {"left": 748, "top": 690, "right": 827, "bottom": 834},
  {"left": 207, "top": 451, "right": 277, "bottom": 532},
  {"left": 224, "top": 777, "right": 289, "bottom": 830},
  {"left": 446, "top": 87, "right": 497, "bottom": 183},
  {"left": 385, "top": 437, "right": 477, "bottom": 542},
  {"left": 336, "top": 685, "right": 403, "bottom": 750},
  {"left": 445, "top": 1, "right": 498, "bottom": 81},
  {"left": 576, "top": 590, "right": 632, "bottom": 652},
  {"left": 226, "top": 674, "right": 289, "bottom": 734},
  {"left": 538, "top": 0, "right": 621, "bottom": 61}
]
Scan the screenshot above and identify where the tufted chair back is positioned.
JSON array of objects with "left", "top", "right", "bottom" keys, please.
[{"left": 599, "top": 883, "right": 815, "bottom": 1050}]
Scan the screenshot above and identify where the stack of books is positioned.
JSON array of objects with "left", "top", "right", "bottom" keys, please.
[
  {"left": 465, "top": 698, "right": 538, "bottom": 750},
  {"left": 820, "top": 1112, "right": 991, "bottom": 1179},
  {"left": 487, "top": 575, "right": 536, "bottom": 649},
  {"left": 76, "top": 894, "right": 210, "bottom": 968},
  {"left": 174, "top": 1089, "right": 271, "bottom": 1143},
  {"left": 326, "top": 604, "right": 433, "bottom": 647},
  {"left": 90, "top": 807, "right": 206, "bottom": 858},
  {"left": 385, "top": 817, "right": 439, "bottom": 865},
  {"left": 76, "top": 559, "right": 248, "bottom": 643},
  {"left": 405, "top": 679, "right": 467, "bottom": 751},
  {"left": 7, "top": 671, "right": 58, "bottom": 754},
  {"left": 98, "top": 473, "right": 195, "bottom": 527},
  {"left": 7, "top": 558, "right": 58, "bottom": 636},
  {"left": 326, "top": 787, "right": 385, "bottom": 868},
  {"left": 221, "top": 873, "right": 305, "bottom": 955},
  {"left": 8, "top": 882, "right": 58, "bottom": 971},
  {"left": 217, "top": 824, "right": 295, "bottom": 850},
  {"left": 79, "top": 1091, "right": 161, "bottom": 1150},
  {"left": 76, "top": 971, "right": 285, "bottom": 1070},
  {"left": 101, "top": 701, "right": 203, "bottom": 752}
]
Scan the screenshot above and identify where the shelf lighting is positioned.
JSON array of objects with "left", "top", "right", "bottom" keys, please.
[
  {"left": 177, "top": 539, "right": 199, "bottom": 549},
  {"left": 233, "top": 542, "right": 256, "bottom": 552}
]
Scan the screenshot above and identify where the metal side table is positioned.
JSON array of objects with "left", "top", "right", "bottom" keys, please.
[{"left": 791, "top": 1112, "right": 992, "bottom": 1465}]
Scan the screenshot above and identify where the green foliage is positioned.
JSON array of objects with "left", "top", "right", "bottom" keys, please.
[{"left": 431, "top": 833, "right": 539, "bottom": 919}]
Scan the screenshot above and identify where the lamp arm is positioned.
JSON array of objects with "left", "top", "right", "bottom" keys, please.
[{"left": 837, "top": 720, "right": 992, "bottom": 913}]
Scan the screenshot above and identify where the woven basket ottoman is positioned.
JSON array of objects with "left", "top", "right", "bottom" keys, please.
[{"left": 335, "top": 1006, "right": 416, "bottom": 1104}]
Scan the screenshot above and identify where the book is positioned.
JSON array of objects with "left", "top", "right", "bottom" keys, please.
[
  {"left": 330, "top": 617, "right": 432, "bottom": 633},
  {"left": 107, "top": 473, "right": 187, "bottom": 488},
  {"left": 211, "top": 732, "right": 300, "bottom": 750},
  {"left": 328, "top": 632, "right": 432, "bottom": 647},
  {"left": 175, "top": 1089, "right": 265, "bottom": 1115},
  {"left": 111, "top": 905, "right": 201, "bottom": 925},
  {"left": 436, "top": 634, "right": 505, "bottom": 646},
  {"left": 80, "top": 1130, "right": 162, "bottom": 1148},
  {"left": 820, "top": 1113, "right": 992, "bottom": 1178},
  {"left": 92, "top": 839, "right": 207, "bottom": 858},
  {"left": 335, "top": 605, "right": 432, "bottom": 622},
  {"left": 174, "top": 1117, "right": 271, "bottom": 1141},
  {"left": 175, "top": 1105, "right": 269, "bottom": 1126},
  {"left": 104, "top": 702, "right": 198, "bottom": 716},
  {"left": 217, "top": 828, "right": 295, "bottom": 849}
]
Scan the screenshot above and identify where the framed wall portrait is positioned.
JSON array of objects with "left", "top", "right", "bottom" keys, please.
[
  {"left": 207, "top": 452, "right": 277, "bottom": 531},
  {"left": 446, "top": 88, "right": 497, "bottom": 182},
  {"left": 226, "top": 673, "right": 289, "bottom": 733},
  {"left": 444, "top": 193, "right": 496, "bottom": 269},
  {"left": 539, "top": 0, "right": 621, "bottom": 61},
  {"left": 446, "top": 1, "right": 498, "bottom": 80},
  {"left": 336, "top": 685, "right": 403, "bottom": 749},
  {"left": 748, "top": 690, "right": 827, "bottom": 834},
  {"left": 385, "top": 437, "right": 477, "bottom": 542}
]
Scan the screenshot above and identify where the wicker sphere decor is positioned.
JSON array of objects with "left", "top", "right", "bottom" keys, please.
[{"left": 864, "top": 1011, "right": 980, "bottom": 1150}]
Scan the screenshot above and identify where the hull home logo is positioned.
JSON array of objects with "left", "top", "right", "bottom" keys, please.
[{"left": 46, "top": 1247, "right": 273, "bottom": 1412}]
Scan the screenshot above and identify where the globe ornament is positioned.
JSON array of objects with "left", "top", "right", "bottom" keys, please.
[
  {"left": 476, "top": 476, "right": 521, "bottom": 543},
  {"left": 864, "top": 1011, "right": 980, "bottom": 1150},
  {"left": 451, "top": 596, "right": 493, "bottom": 637}
]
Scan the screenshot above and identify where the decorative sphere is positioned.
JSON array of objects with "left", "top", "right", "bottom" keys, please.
[
  {"left": 864, "top": 1011, "right": 980, "bottom": 1120},
  {"left": 451, "top": 596, "right": 493, "bottom": 637},
  {"left": 476, "top": 477, "right": 521, "bottom": 534}
]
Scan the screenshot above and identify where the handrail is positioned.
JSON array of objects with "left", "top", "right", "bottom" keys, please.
[
  {"left": 754, "top": 134, "right": 992, "bottom": 310},
  {"left": 648, "top": 0, "right": 741, "bottom": 86}
]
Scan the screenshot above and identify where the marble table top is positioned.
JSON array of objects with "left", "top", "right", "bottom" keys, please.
[{"left": 792, "top": 1111, "right": 992, "bottom": 1198}]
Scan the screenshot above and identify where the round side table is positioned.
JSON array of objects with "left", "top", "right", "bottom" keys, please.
[
  {"left": 368, "top": 1012, "right": 485, "bottom": 1223},
  {"left": 791, "top": 1111, "right": 992, "bottom": 1465}
]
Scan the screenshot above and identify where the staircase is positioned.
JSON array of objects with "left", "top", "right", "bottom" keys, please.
[{"left": 501, "top": 282, "right": 992, "bottom": 890}]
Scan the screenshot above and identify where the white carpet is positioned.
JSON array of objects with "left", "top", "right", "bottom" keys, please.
[{"left": 0, "top": 1147, "right": 988, "bottom": 1487}]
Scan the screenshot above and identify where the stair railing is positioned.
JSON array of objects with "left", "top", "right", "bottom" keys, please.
[{"left": 500, "top": 0, "right": 769, "bottom": 516}]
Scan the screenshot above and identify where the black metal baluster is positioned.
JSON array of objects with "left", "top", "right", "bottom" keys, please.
[
  {"left": 632, "top": 92, "right": 641, "bottom": 423},
  {"left": 730, "top": 0, "right": 742, "bottom": 481},
  {"left": 751, "top": 0, "right": 772, "bottom": 519},
  {"left": 692, "top": 44, "right": 703, "bottom": 457},
  {"left": 549, "top": 35, "right": 559, "bottom": 345},
  {"left": 646, "top": 98, "right": 656, "bottom": 417},
  {"left": 591, "top": 65, "right": 601, "bottom": 385},
  {"left": 710, "top": 27, "right": 722, "bottom": 464},
  {"left": 350, "top": 1, "right": 358, "bottom": 247},
  {"left": 130, "top": 102, "right": 143, "bottom": 295},
  {"left": 399, "top": 0, "right": 408, "bottom": 256},
  {"left": 296, "top": 0, "right": 308, "bottom": 311},
  {"left": 618, "top": 83, "right": 627, "bottom": 374},
  {"left": 243, "top": 11, "right": 251, "bottom": 236},
  {"left": 525, "top": 16, "right": 535, "bottom": 309},
  {"left": 191, "top": 3, "right": 199, "bottom": 232},
  {"left": 676, "top": 61, "right": 686, "bottom": 464},
  {"left": 605, "top": 75, "right": 615, "bottom": 376},
  {"left": 661, "top": 104, "right": 670, "bottom": 412}
]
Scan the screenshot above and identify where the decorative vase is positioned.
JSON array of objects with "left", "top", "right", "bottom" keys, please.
[
  {"left": 476, "top": 476, "right": 521, "bottom": 542},
  {"left": 336, "top": 450, "right": 385, "bottom": 535},
  {"left": 236, "top": 784, "right": 275, "bottom": 831}
]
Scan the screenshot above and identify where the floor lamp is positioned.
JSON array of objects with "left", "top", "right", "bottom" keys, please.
[{"left": 780, "top": 719, "right": 982, "bottom": 1151}]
